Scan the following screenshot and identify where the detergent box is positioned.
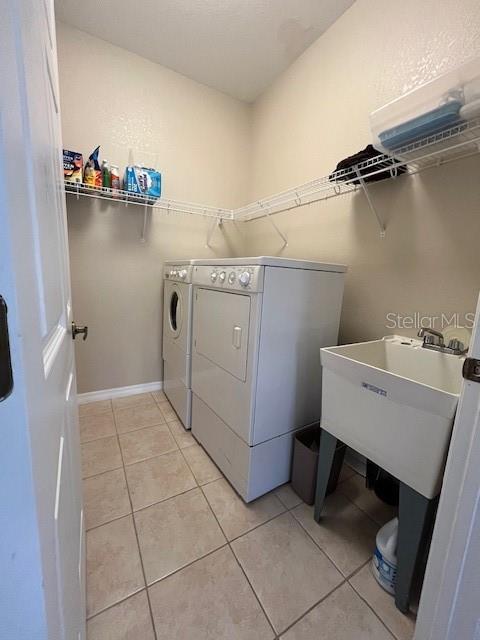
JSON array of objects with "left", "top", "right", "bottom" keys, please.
[
  {"left": 63, "top": 149, "right": 83, "bottom": 183},
  {"left": 124, "top": 166, "right": 162, "bottom": 200}
]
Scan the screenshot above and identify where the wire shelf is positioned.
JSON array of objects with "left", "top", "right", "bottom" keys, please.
[
  {"left": 64, "top": 181, "right": 233, "bottom": 220},
  {"left": 64, "top": 116, "right": 480, "bottom": 226},
  {"left": 235, "top": 116, "right": 480, "bottom": 221}
]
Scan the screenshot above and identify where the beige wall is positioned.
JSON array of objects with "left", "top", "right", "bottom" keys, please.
[
  {"left": 247, "top": 0, "right": 480, "bottom": 344},
  {"left": 57, "top": 23, "right": 248, "bottom": 393},
  {"left": 59, "top": 2, "right": 480, "bottom": 393}
]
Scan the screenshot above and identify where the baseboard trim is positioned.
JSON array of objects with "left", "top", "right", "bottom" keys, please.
[{"left": 78, "top": 381, "right": 163, "bottom": 404}]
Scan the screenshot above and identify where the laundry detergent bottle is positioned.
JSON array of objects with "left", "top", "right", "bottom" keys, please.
[{"left": 372, "top": 517, "right": 398, "bottom": 595}]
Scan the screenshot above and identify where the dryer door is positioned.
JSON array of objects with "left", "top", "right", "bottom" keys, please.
[{"left": 195, "top": 288, "right": 250, "bottom": 382}]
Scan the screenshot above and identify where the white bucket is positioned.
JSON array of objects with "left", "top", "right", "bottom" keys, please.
[{"left": 372, "top": 517, "right": 398, "bottom": 595}]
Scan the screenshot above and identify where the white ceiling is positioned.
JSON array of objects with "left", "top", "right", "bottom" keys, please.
[{"left": 55, "top": 0, "right": 355, "bottom": 102}]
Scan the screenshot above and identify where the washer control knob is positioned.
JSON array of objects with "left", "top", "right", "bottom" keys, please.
[
  {"left": 228, "top": 271, "right": 236, "bottom": 285},
  {"left": 179, "top": 269, "right": 187, "bottom": 280},
  {"left": 210, "top": 271, "right": 218, "bottom": 282},
  {"left": 171, "top": 269, "right": 178, "bottom": 278},
  {"left": 239, "top": 271, "right": 251, "bottom": 287},
  {"left": 219, "top": 271, "right": 226, "bottom": 283}
]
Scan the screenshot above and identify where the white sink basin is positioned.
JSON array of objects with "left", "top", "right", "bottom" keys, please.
[{"left": 320, "top": 335, "right": 465, "bottom": 498}]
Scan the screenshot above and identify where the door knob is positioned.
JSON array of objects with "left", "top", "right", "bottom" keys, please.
[{"left": 72, "top": 321, "right": 88, "bottom": 341}]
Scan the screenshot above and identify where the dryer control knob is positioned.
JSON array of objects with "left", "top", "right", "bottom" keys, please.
[
  {"left": 228, "top": 271, "right": 236, "bottom": 285},
  {"left": 239, "top": 271, "right": 251, "bottom": 287},
  {"left": 179, "top": 269, "right": 187, "bottom": 280},
  {"left": 210, "top": 271, "right": 218, "bottom": 282},
  {"left": 219, "top": 271, "right": 226, "bottom": 283}
]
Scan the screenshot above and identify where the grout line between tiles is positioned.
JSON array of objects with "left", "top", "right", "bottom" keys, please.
[
  {"left": 122, "top": 445, "right": 181, "bottom": 469},
  {"left": 289, "top": 504, "right": 372, "bottom": 580},
  {"left": 80, "top": 432, "right": 116, "bottom": 446},
  {"left": 115, "top": 422, "right": 168, "bottom": 438},
  {"left": 86, "top": 585, "right": 146, "bottom": 622},
  {"left": 228, "top": 543, "right": 279, "bottom": 639},
  {"left": 130, "top": 484, "right": 199, "bottom": 515},
  {"left": 188, "top": 462, "right": 278, "bottom": 638},
  {"left": 177, "top": 436, "right": 224, "bottom": 490},
  {"left": 85, "top": 587, "right": 148, "bottom": 624},
  {"left": 112, "top": 398, "right": 159, "bottom": 640},
  {"left": 78, "top": 409, "right": 114, "bottom": 419},
  {"left": 122, "top": 447, "right": 180, "bottom": 468},
  {"left": 345, "top": 557, "right": 371, "bottom": 581},
  {"left": 145, "top": 542, "right": 230, "bottom": 590},
  {"left": 348, "top": 580, "right": 398, "bottom": 640},
  {"left": 228, "top": 507, "right": 288, "bottom": 544},
  {"left": 86, "top": 481, "right": 214, "bottom": 532},
  {"left": 285, "top": 507, "right": 360, "bottom": 584},
  {"left": 82, "top": 461, "right": 124, "bottom": 481},
  {"left": 200, "top": 483, "right": 279, "bottom": 639},
  {"left": 275, "top": 577, "right": 349, "bottom": 638}
]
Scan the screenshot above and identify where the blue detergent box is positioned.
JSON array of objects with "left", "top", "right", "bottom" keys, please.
[{"left": 124, "top": 166, "right": 162, "bottom": 199}]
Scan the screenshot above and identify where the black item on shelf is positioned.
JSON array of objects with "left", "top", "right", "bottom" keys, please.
[
  {"left": 366, "top": 459, "right": 399, "bottom": 506},
  {"left": 329, "top": 144, "right": 406, "bottom": 185},
  {"left": 291, "top": 425, "right": 346, "bottom": 505}
]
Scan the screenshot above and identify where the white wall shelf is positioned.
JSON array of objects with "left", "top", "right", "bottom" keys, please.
[
  {"left": 64, "top": 182, "right": 233, "bottom": 242},
  {"left": 64, "top": 116, "right": 480, "bottom": 240},
  {"left": 234, "top": 116, "right": 480, "bottom": 232},
  {"left": 65, "top": 182, "right": 233, "bottom": 219}
]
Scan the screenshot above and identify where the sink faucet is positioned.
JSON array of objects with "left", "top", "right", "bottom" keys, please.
[
  {"left": 417, "top": 328, "right": 467, "bottom": 355},
  {"left": 418, "top": 327, "right": 445, "bottom": 346}
]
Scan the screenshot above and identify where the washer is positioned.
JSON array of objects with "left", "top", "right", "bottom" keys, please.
[
  {"left": 163, "top": 261, "right": 195, "bottom": 428},
  {"left": 191, "top": 256, "right": 347, "bottom": 502}
]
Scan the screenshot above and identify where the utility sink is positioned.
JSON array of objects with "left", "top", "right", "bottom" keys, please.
[{"left": 320, "top": 335, "right": 465, "bottom": 498}]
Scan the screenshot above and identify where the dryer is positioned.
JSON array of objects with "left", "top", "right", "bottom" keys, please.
[
  {"left": 191, "top": 256, "right": 347, "bottom": 502},
  {"left": 163, "top": 261, "right": 194, "bottom": 428}
]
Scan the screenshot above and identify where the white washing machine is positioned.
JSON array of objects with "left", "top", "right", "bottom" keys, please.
[
  {"left": 191, "top": 256, "right": 347, "bottom": 501},
  {"left": 163, "top": 261, "right": 195, "bottom": 428}
]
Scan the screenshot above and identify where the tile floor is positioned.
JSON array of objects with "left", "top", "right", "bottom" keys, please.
[{"left": 80, "top": 392, "right": 416, "bottom": 640}]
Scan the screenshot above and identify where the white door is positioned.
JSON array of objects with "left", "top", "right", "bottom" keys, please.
[
  {"left": 415, "top": 293, "right": 480, "bottom": 640},
  {"left": 0, "top": 1, "right": 85, "bottom": 639}
]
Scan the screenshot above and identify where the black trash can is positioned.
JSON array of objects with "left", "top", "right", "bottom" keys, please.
[{"left": 291, "top": 425, "right": 346, "bottom": 505}]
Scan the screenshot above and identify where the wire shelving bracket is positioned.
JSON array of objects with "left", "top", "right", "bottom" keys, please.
[
  {"left": 354, "top": 168, "right": 386, "bottom": 238},
  {"left": 205, "top": 217, "right": 224, "bottom": 248}
]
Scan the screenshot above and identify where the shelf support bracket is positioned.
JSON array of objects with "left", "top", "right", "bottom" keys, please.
[
  {"left": 206, "top": 217, "right": 223, "bottom": 248},
  {"left": 140, "top": 204, "right": 148, "bottom": 242},
  {"left": 354, "top": 168, "right": 386, "bottom": 238},
  {"left": 258, "top": 202, "right": 288, "bottom": 248}
]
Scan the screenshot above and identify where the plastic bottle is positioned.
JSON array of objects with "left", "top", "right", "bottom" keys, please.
[
  {"left": 110, "top": 165, "right": 120, "bottom": 196},
  {"left": 102, "top": 160, "right": 111, "bottom": 189},
  {"left": 372, "top": 517, "right": 398, "bottom": 595}
]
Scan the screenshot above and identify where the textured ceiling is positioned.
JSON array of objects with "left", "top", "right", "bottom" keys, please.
[{"left": 55, "top": 0, "right": 355, "bottom": 102}]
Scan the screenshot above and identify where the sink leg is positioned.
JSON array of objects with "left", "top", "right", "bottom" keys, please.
[
  {"left": 395, "top": 483, "right": 438, "bottom": 613},
  {"left": 313, "top": 430, "right": 337, "bottom": 522}
]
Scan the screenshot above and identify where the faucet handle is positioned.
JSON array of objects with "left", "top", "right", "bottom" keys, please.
[
  {"left": 418, "top": 327, "right": 444, "bottom": 346},
  {"left": 447, "top": 338, "right": 465, "bottom": 353}
]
